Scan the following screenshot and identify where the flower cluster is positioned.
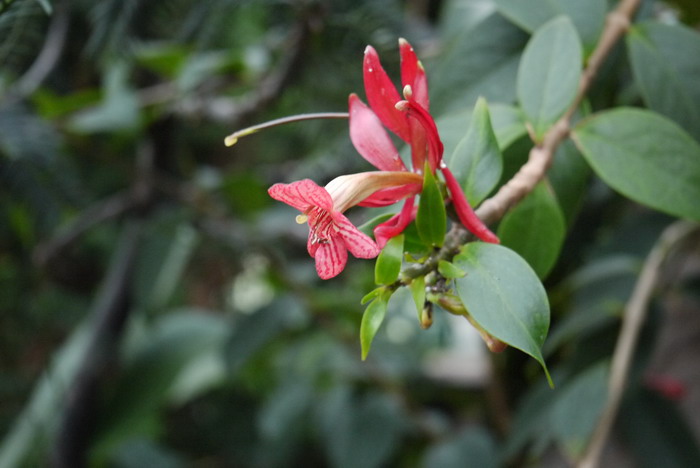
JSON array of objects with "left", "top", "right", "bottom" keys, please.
[{"left": 267, "top": 39, "right": 498, "bottom": 279}]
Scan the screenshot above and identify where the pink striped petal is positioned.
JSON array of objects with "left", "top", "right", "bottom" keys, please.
[
  {"left": 349, "top": 94, "right": 407, "bottom": 172},
  {"left": 399, "top": 38, "right": 429, "bottom": 110},
  {"left": 364, "top": 46, "right": 412, "bottom": 142},
  {"left": 334, "top": 213, "right": 380, "bottom": 259},
  {"left": 314, "top": 237, "right": 348, "bottom": 279},
  {"left": 268, "top": 179, "right": 333, "bottom": 212}
]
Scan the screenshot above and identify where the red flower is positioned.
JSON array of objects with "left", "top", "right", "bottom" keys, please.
[
  {"left": 269, "top": 172, "right": 423, "bottom": 279},
  {"left": 350, "top": 39, "right": 499, "bottom": 247}
]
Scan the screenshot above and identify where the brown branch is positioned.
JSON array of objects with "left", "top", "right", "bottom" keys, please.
[
  {"left": 576, "top": 221, "right": 699, "bottom": 468},
  {"left": 402, "top": 0, "right": 641, "bottom": 280}
]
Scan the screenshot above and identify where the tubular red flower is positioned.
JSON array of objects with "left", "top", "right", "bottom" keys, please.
[
  {"left": 441, "top": 166, "right": 500, "bottom": 244},
  {"left": 373, "top": 196, "right": 417, "bottom": 249}
]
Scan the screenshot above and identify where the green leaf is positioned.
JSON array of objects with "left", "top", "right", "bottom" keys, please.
[
  {"left": 490, "top": 103, "right": 528, "bottom": 150},
  {"left": 572, "top": 108, "right": 700, "bottom": 221},
  {"left": 360, "top": 292, "right": 390, "bottom": 360},
  {"left": 422, "top": 427, "right": 498, "bottom": 468},
  {"left": 453, "top": 243, "right": 551, "bottom": 384},
  {"left": 416, "top": 163, "right": 446, "bottom": 247},
  {"left": 627, "top": 22, "right": 700, "bottom": 141},
  {"left": 358, "top": 213, "right": 393, "bottom": 238},
  {"left": 495, "top": 0, "right": 606, "bottom": 54},
  {"left": 547, "top": 139, "right": 591, "bottom": 226},
  {"left": 437, "top": 260, "right": 466, "bottom": 279},
  {"left": 409, "top": 276, "right": 426, "bottom": 320},
  {"left": 432, "top": 13, "right": 527, "bottom": 114},
  {"left": 375, "top": 235, "right": 404, "bottom": 285},
  {"left": 447, "top": 97, "right": 503, "bottom": 205},
  {"left": 517, "top": 16, "right": 582, "bottom": 139},
  {"left": 549, "top": 362, "right": 609, "bottom": 458},
  {"left": 497, "top": 182, "right": 566, "bottom": 279},
  {"left": 619, "top": 387, "right": 700, "bottom": 468}
]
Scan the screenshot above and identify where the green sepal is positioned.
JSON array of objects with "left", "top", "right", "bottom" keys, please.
[
  {"left": 409, "top": 276, "right": 426, "bottom": 320},
  {"left": 438, "top": 260, "right": 467, "bottom": 279},
  {"left": 360, "top": 289, "right": 392, "bottom": 360},
  {"left": 374, "top": 235, "right": 404, "bottom": 285},
  {"left": 416, "top": 162, "right": 447, "bottom": 247}
]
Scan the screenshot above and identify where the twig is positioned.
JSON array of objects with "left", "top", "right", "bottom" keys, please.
[
  {"left": 576, "top": 221, "right": 699, "bottom": 468},
  {"left": 402, "top": 0, "right": 641, "bottom": 280},
  {"left": 50, "top": 221, "right": 143, "bottom": 468}
]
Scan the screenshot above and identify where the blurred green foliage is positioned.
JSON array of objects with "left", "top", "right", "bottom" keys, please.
[{"left": 1, "top": 0, "right": 700, "bottom": 467}]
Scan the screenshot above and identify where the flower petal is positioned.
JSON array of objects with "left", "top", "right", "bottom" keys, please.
[
  {"left": 373, "top": 196, "right": 417, "bottom": 249},
  {"left": 399, "top": 38, "right": 429, "bottom": 110},
  {"left": 357, "top": 183, "right": 422, "bottom": 207},
  {"left": 364, "top": 45, "right": 412, "bottom": 142},
  {"left": 333, "top": 213, "right": 380, "bottom": 259},
  {"left": 441, "top": 166, "right": 499, "bottom": 244},
  {"left": 314, "top": 237, "right": 348, "bottom": 279},
  {"left": 349, "top": 94, "right": 407, "bottom": 172},
  {"left": 268, "top": 179, "right": 333, "bottom": 212}
]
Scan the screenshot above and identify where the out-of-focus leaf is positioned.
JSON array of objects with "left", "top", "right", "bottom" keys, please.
[
  {"left": 495, "top": 0, "right": 606, "bottom": 53},
  {"left": 619, "top": 387, "right": 700, "bottom": 468},
  {"left": 547, "top": 139, "right": 591, "bottom": 226},
  {"left": 627, "top": 22, "right": 700, "bottom": 141},
  {"left": 258, "top": 380, "right": 313, "bottom": 441},
  {"left": 68, "top": 62, "right": 141, "bottom": 133},
  {"left": 453, "top": 243, "right": 552, "bottom": 385},
  {"left": 97, "top": 311, "right": 230, "bottom": 447},
  {"left": 226, "top": 296, "right": 305, "bottom": 373},
  {"left": 432, "top": 12, "right": 527, "bottom": 114},
  {"left": 422, "top": 427, "right": 498, "bottom": 468},
  {"left": 447, "top": 97, "right": 503, "bottom": 206},
  {"left": 134, "top": 215, "right": 198, "bottom": 311},
  {"left": 517, "top": 16, "right": 582, "bottom": 139},
  {"left": 316, "top": 387, "right": 404, "bottom": 468},
  {"left": 107, "top": 438, "right": 186, "bottom": 468},
  {"left": 375, "top": 235, "right": 403, "bottom": 285},
  {"left": 416, "top": 164, "right": 446, "bottom": 247},
  {"left": 497, "top": 182, "right": 566, "bottom": 279},
  {"left": 133, "top": 43, "right": 190, "bottom": 78},
  {"left": 177, "top": 51, "right": 232, "bottom": 94},
  {"left": 572, "top": 108, "right": 700, "bottom": 221},
  {"left": 550, "top": 362, "right": 608, "bottom": 459}
]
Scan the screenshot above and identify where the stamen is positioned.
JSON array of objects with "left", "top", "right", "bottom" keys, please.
[
  {"left": 296, "top": 214, "right": 308, "bottom": 224},
  {"left": 403, "top": 84, "right": 413, "bottom": 100},
  {"left": 224, "top": 112, "right": 349, "bottom": 147}
]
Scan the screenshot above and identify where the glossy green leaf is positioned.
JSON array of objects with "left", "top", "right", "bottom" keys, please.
[
  {"left": 437, "top": 260, "right": 466, "bottom": 279},
  {"left": 409, "top": 276, "right": 426, "bottom": 319},
  {"left": 550, "top": 362, "right": 608, "bottom": 458},
  {"left": 517, "top": 16, "right": 582, "bottom": 139},
  {"left": 627, "top": 22, "right": 700, "bottom": 141},
  {"left": 619, "top": 387, "right": 700, "bottom": 468},
  {"left": 416, "top": 163, "right": 446, "bottom": 247},
  {"left": 447, "top": 97, "right": 503, "bottom": 205},
  {"left": 422, "top": 427, "right": 498, "bottom": 468},
  {"left": 360, "top": 292, "right": 390, "bottom": 360},
  {"left": 572, "top": 108, "right": 700, "bottom": 221},
  {"left": 432, "top": 13, "right": 527, "bottom": 114},
  {"left": 497, "top": 182, "right": 566, "bottom": 279},
  {"left": 358, "top": 213, "right": 394, "bottom": 238},
  {"left": 317, "top": 387, "right": 404, "bottom": 468},
  {"left": 453, "top": 243, "right": 551, "bottom": 384},
  {"left": 547, "top": 139, "right": 591, "bottom": 226},
  {"left": 495, "top": 0, "right": 606, "bottom": 53},
  {"left": 490, "top": 104, "right": 528, "bottom": 150},
  {"left": 375, "top": 235, "right": 404, "bottom": 285}
]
